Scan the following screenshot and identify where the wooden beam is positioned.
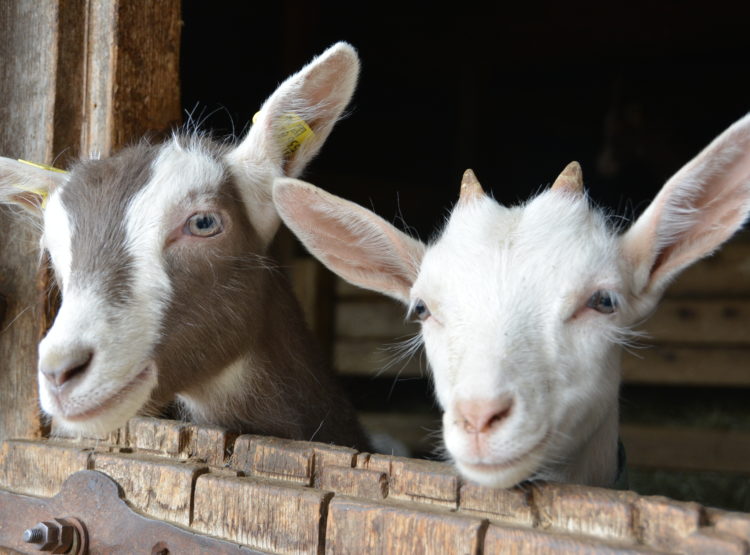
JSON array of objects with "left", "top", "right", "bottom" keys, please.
[{"left": 621, "top": 425, "right": 750, "bottom": 475}]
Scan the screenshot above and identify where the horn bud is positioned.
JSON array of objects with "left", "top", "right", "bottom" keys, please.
[
  {"left": 459, "top": 169, "right": 485, "bottom": 203},
  {"left": 551, "top": 161, "right": 583, "bottom": 195}
]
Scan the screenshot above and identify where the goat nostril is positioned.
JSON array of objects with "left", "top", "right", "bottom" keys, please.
[
  {"left": 457, "top": 396, "right": 514, "bottom": 434},
  {"left": 43, "top": 351, "right": 93, "bottom": 387}
]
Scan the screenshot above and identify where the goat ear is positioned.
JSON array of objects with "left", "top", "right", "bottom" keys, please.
[
  {"left": 227, "top": 42, "right": 359, "bottom": 246},
  {"left": 622, "top": 113, "right": 750, "bottom": 299},
  {"left": 0, "top": 157, "right": 67, "bottom": 217},
  {"left": 273, "top": 177, "right": 424, "bottom": 304}
]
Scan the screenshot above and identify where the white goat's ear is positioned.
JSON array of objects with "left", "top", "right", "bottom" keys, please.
[
  {"left": 622, "top": 113, "right": 750, "bottom": 298},
  {"left": 227, "top": 42, "right": 359, "bottom": 245},
  {"left": 273, "top": 177, "right": 425, "bottom": 304},
  {"left": 0, "top": 157, "right": 67, "bottom": 217}
]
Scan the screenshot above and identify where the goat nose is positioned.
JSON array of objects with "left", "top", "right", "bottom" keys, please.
[
  {"left": 456, "top": 396, "right": 514, "bottom": 434},
  {"left": 40, "top": 349, "right": 93, "bottom": 387}
]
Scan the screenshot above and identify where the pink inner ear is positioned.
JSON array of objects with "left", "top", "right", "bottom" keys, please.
[
  {"left": 276, "top": 182, "right": 423, "bottom": 301},
  {"left": 633, "top": 126, "right": 750, "bottom": 291}
]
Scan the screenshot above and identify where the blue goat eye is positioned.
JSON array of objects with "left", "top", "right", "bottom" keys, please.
[
  {"left": 409, "top": 299, "right": 431, "bottom": 322},
  {"left": 186, "top": 212, "right": 223, "bottom": 237},
  {"left": 587, "top": 290, "right": 617, "bottom": 314}
]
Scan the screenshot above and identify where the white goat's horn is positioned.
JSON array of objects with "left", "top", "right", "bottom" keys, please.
[
  {"left": 459, "top": 169, "right": 485, "bottom": 203},
  {"left": 551, "top": 161, "right": 583, "bottom": 194}
]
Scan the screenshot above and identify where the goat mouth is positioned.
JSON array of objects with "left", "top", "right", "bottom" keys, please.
[
  {"left": 60, "top": 365, "right": 154, "bottom": 422},
  {"left": 458, "top": 431, "right": 550, "bottom": 474}
]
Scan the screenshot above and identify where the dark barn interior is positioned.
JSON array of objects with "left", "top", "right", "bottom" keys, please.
[{"left": 180, "top": 3, "right": 750, "bottom": 511}]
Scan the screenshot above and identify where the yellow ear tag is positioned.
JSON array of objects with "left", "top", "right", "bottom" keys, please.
[
  {"left": 13, "top": 159, "right": 68, "bottom": 209},
  {"left": 252, "top": 111, "right": 315, "bottom": 157}
]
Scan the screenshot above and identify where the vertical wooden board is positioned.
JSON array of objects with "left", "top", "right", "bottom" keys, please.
[
  {"left": 128, "top": 417, "right": 190, "bottom": 457},
  {"left": 92, "top": 452, "right": 208, "bottom": 526},
  {"left": 532, "top": 483, "right": 638, "bottom": 543},
  {"left": 375, "top": 455, "right": 459, "bottom": 509},
  {"left": 111, "top": 0, "right": 182, "bottom": 151},
  {"left": 634, "top": 496, "right": 702, "bottom": 551},
  {"left": 0, "top": 0, "right": 59, "bottom": 444},
  {"left": 316, "top": 466, "right": 388, "bottom": 500},
  {"left": 230, "top": 435, "right": 313, "bottom": 485},
  {"left": 192, "top": 473, "right": 331, "bottom": 554},
  {"left": 459, "top": 482, "right": 536, "bottom": 528},
  {"left": 0, "top": 440, "right": 90, "bottom": 496},
  {"left": 483, "top": 525, "right": 659, "bottom": 555},
  {"left": 188, "top": 424, "right": 235, "bottom": 467},
  {"left": 312, "top": 443, "right": 357, "bottom": 471},
  {"left": 325, "top": 496, "right": 485, "bottom": 555}
]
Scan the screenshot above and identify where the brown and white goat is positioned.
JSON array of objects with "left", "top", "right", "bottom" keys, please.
[
  {"left": 274, "top": 113, "right": 750, "bottom": 487},
  {"left": 0, "top": 42, "right": 368, "bottom": 448}
]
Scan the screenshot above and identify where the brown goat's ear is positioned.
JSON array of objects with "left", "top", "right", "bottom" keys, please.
[
  {"left": 273, "top": 177, "right": 424, "bottom": 304},
  {"left": 0, "top": 157, "right": 67, "bottom": 217},
  {"left": 226, "top": 43, "right": 359, "bottom": 246},
  {"left": 622, "top": 113, "right": 750, "bottom": 300}
]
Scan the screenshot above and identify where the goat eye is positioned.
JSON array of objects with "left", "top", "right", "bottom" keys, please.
[
  {"left": 587, "top": 290, "right": 617, "bottom": 314},
  {"left": 409, "top": 299, "right": 431, "bottom": 322},
  {"left": 186, "top": 212, "right": 223, "bottom": 237}
]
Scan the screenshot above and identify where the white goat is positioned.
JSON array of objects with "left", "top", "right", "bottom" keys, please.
[
  {"left": 273, "top": 113, "right": 750, "bottom": 487},
  {"left": 0, "top": 42, "right": 369, "bottom": 449}
]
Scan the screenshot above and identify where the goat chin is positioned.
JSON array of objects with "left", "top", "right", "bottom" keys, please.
[{"left": 42, "top": 364, "right": 158, "bottom": 438}]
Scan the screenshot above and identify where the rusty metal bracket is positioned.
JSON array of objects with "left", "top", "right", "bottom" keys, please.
[{"left": 0, "top": 470, "right": 267, "bottom": 554}]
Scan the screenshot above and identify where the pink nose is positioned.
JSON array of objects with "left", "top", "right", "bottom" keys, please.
[
  {"left": 455, "top": 396, "right": 514, "bottom": 434},
  {"left": 40, "top": 349, "right": 93, "bottom": 388}
]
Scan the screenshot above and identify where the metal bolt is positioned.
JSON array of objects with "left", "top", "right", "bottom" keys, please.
[
  {"left": 21, "top": 518, "right": 79, "bottom": 553},
  {"left": 23, "top": 526, "right": 44, "bottom": 544}
]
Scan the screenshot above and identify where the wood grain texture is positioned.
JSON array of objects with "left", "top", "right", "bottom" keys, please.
[
  {"left": 356, "top": 453, "right": 460, "bottom": 509},
  {"left": 83, "top": 0, "right": 182, "bottom": 156},
  {"left": 325, "top": 496, "right": 486, "bottom": 555},
  {"left": 230, "top": 435, "right": 314, "bottom": 485},
  {"left": 192, "top": 473, "right": 332, "bottom": 555},
  {"left": 0, "top": 0, "right": 59, "bottom": 445},
  {"left": 316, "top": 465, "right": 388, "bottom": 500},
  {"left": 532, "top": 482, "right": 638, "bottom": 544},
  {"left": 483, "top": 524, "right": 661, "bottom": 554},
  {"left": 128, "top": 417, "right": 190, "bottom": 457},
  {"left": 459, "top": 481, "right": 537, "bottom": 528},
  {"left": 0, "top": 439, "right": 91, "bottom": 497},
  {"left": 633, "top": 496, "right": 702, "bottom": 551},
  {"left": 92, "top": 451, "right": 208, "bottom": 526}
]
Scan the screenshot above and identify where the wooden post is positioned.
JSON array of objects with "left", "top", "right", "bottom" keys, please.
[{"left": 0, "top": 0, "right": 181, "bottom": 443}]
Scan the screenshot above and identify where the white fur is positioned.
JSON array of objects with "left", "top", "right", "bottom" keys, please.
[{"left": 274, "top": 112, "right": 750, "bottom": 488}]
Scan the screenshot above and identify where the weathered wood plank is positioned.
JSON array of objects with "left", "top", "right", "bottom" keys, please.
[
  {"left": 459, "top": 481, "right": 537, "bottom": 528},
  {"left": 0, "top": 0, "right": 63, "bottom": 445},
  {"left": 622, "top": 346, "right": 750, "bottom": 386},
  {"left": 92, "top": 451, "right": 208, "bottom": 527},
  {"left": 325, "top": 496, "right": 486, "bottom": 554},
  {"left": 483, "top": 524, "right": 660, "bottom": 554},
  {"left": 0, "top": 439, "right": 91, "bottom": 497},
  {"left": 532, "top": 483, "right": 638, "bottom": 543},
  {"left": 316, "top": 465, "right": 388, "bottom": 500},
  {"left": 621, "top": 425, "right": 750, "bottom": 474},
  {"left": 84, "top": 0, "right": 182, "bottom": 156},
  {"left": 192, "top": 473, "right": 332, "bottom": 554},
  {"left": 356, "top": 453, "right": 459, "bottom": 509},
  {"left": 634, "top": 496, "right": 703, "bottom": 551}
]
